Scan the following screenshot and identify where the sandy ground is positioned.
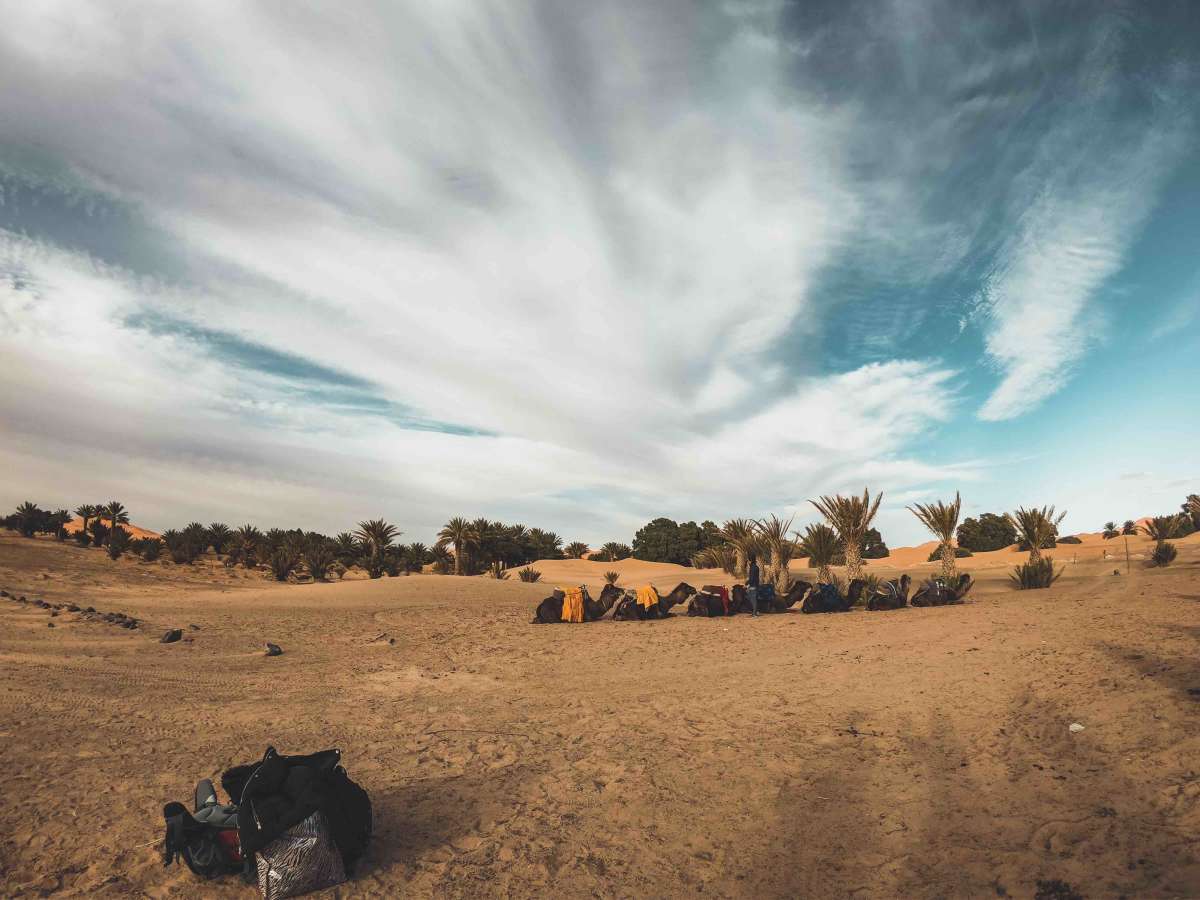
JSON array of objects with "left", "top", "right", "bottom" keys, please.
[{"left": 2, "top": 530, "right": 1199, "bottom": 898}]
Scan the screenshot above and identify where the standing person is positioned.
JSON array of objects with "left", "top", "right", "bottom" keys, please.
[{"left": 747, "top": 551, "right": 760, "bottom": 618}]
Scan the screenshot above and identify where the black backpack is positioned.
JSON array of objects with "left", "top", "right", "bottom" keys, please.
[{"left": 163, "top": 747, "right": 372, "bottom": 881}]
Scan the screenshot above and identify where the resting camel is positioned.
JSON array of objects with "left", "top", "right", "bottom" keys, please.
[
  {"left": 801, "top": 579, "right": 865, "bottom": 614},
  {"left": 687, "top": 590, "right": 727, "bottom": 618},
  {"left": 728, "top": 581, "right": 812, "bottom": 614},
  {"left": 910, "top": 573, "right": 974, "bottom": 607},
  {"left": 866, "top": 574, "right": 911, "bottom": 611},
  {"left": 613, "top": 582, "right": 697, "bottom": 620},
  {"left": 531, "top": 583, "right": 622, "bottom": 624}
]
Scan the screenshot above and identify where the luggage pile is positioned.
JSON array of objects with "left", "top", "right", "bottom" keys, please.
[{"left": 163, "top": 746, "right": 371, "bottom": 898}]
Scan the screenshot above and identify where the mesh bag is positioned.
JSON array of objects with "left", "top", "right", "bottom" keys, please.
[{"left": 256, "top": 810, "right": 346, "bottom": 899}]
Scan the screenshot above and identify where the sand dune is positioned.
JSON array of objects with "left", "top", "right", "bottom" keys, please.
[
  {"left": 63, "top": 518, "right": 161, "bottom": 541},
  {"left": 2, "top": 531, "right": 1199, "bottom": 897}
]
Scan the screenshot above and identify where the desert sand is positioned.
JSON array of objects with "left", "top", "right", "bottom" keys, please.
[{"left": 2, "top": 530, "right": 1199, "bottom": 898}]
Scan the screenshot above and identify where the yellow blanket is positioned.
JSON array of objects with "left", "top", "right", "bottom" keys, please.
[
  {"left": 636, "top": 584, "right": 659, "bottom": 610},
  {"left": 558, "top": 585, "right": 585, "bottom": 623}
]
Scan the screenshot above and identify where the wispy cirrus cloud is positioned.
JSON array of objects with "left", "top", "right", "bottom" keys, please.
[{"left": 0, "top": 0, "right": 1195, "bottom": 545}]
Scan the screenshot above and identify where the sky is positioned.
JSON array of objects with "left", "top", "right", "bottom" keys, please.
[{"left": 1, "top": 0, "right": 1197, "bottom": 549}]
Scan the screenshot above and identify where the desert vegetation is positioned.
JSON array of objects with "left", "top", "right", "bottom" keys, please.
[
  {"left": 1007, "top": 506, "right": 1066, "bottom": 589},
  {"left": 909, "top": 492, "right": 962, "bottom": 579},
  {"left": 6, "top": 489, "right": 1196, "bottom": 590},
  {"left": 810, "top": 488, "right": 883, "bottom": 581}
]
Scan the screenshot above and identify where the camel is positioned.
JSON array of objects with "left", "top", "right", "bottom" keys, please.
[
  {"left": 866, "top": 574, "right": 911, "bottom": 611},
  {"left": 911, "top": 573, "right": 974, "bottom": 607},
  {"left": 801, "top": 579, "right": 865, "bottom": 614},
  {"left": 729, "top": 580, "right": 812, "bottom": 614},
  {"left": 531, "top": 583, "right": 622, "bottom": 624},
  {"left": 687, "top": 591, "right": 725, "bottom": 617},
  {"left": 613, "top": 582, "right": 697, "bottom": 620}
]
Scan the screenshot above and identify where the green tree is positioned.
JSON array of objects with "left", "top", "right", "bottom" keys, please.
[
  {"left": 956, "top": 513, "right": 1017, "bottom": 552},
  {"left": 564, "top": 541, "right": 589, "bottom": 559},
  {"left": 1121, "top": 520, "right": 1137, "bottom": 536},
  {"left": 1101, "top": 521, "right": 1119, "bottom": 540}
]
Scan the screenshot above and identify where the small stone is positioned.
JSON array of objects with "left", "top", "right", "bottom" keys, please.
[
  {"left": 50, "top": 610, "right": 59, "bottom": 617},
  {"left": 0, "top": 590, "right": 8, "bottom": 597},
  {"left": 1069, "top": 722, "right": 1085, "bottom": 733},
  {"left": 85, "top": 606, "right": 95, "bottom": 613},
  {"left": 47, "top": 621, "right": 56, "bottom": 628},
  {"left": 161, "top": 629, "right": 183, "bottom": 644},
  {"left": 188, "top": 624, "right": 200, "bottom": 631},
  {"left": 265, "top": 643, "right": 283, "bottom": 657}
]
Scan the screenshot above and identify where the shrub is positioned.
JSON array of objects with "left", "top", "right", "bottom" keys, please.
[
  {"left": 108, "top": 526, "right": 131, "bottom": 560},
  {"left": 73, "top": 529, "right": 92, "bottom": 547},
  {"left": 517, "top": 566, "right": 542, "bottom": 583},
  {"left": 269, "top": 546, "right": 300, "bottom": 581},
  {"left": 603, "top": 570, "right": 619, "bottom": 585},
  {"left": 489, "top": 560, "right": 509, "bottom": 580},
  {"left": 1057, "top": 535, "right": 1082, "bottom": 544},
  {"left": 1151, "top": 542, "right": 1178, "bottom": 567},
  {"left": 304, "top": 542, "right": 336, "bottom": 581},
  {"left": 564, "top": 541, "right": 590, "bottom": 559},
  {"left": 1121, "top": 520, "right": 1137, "bottom": 535},
  {"left": 140, "top": 538, "right": 164, "bottom": 562},
  {"left": 1009, "top": 557, "right": 1062, "bottom": 590},
  {"left": 927, "top": 544, "right": 973, "bottom": 562}
]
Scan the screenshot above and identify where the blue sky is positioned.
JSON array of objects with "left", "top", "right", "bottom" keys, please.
[{"left": 0, "top": 1, "right": 1197, "bottom": 548}]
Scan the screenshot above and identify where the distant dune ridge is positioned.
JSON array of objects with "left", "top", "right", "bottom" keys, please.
[{"left": 63, "top": 518, "right": 160, "bottom": 541}]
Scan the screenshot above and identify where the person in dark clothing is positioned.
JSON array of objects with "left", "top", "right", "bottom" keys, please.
[{"left": 746, "top": 552, "right": 760, "bottom": 617}]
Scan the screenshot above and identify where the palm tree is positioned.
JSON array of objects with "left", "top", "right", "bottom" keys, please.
[
  {"left": 355, "top": 519, "right": 401, "bottom": 579},
  {"left": 755, "top": 514, "right": 796, "bottom": 593},
  {"left": 102, "top": 501, "right": 130, "bottom": 546},
  {"left": 74, "top": 504, "right": 99, "bottom": 539},
  {"left": 14, "top": 501, "right": 43, "bottom": 537},
  {"left": 719, "top": 518, "right": 757, "bottom": 577},
  {"left": 405, "top": 542, "right": 429, "bottom": 573},
  {"left": 1007, "top": 506, "right": 1066, "bottom": 562},
  {"left": 437, "top": 517, "right": 477, "bottom": 576},
  {"left": 1101, "top": 521, "right": 1119, "bottom": 540},
  {"left": 1121, "top": 520, "right": 1137, "bottom": 536},
  {"left": 810, "top": 488, "right": 883, "bottom": 581},
  {"left": 52, "top": 510, "right": 73, "bottom": 540},
  {"left": 908, "top": 492, "right": 962, "bottom": 579},
  {"left": 598, "top": 541, "right": 630, "bottom": 562},
  {"left": 1141, "top": 515, "right": 1182, "bottom": 543},
  {"left": 797, "top": 523, "right": 839, "bottom": 585},
  {"left": 333, "top": 532, "right": 361, "bottom": 566},
  {"left": 208, "top": 523, "right": 232, "bottom": 556},
  {"left": 355, "top": 519, "right": 400, "bottom": 556},
  {"left": 564, "top": 541, "right": 589, "bottom": 559}
]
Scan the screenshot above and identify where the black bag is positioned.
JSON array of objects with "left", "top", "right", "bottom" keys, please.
[
  {"left": 162, "top": 779, "right": 244, "bottom": 878},
  {"left": 163, "top": 747, "right": 371, "bottom": 883}
]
